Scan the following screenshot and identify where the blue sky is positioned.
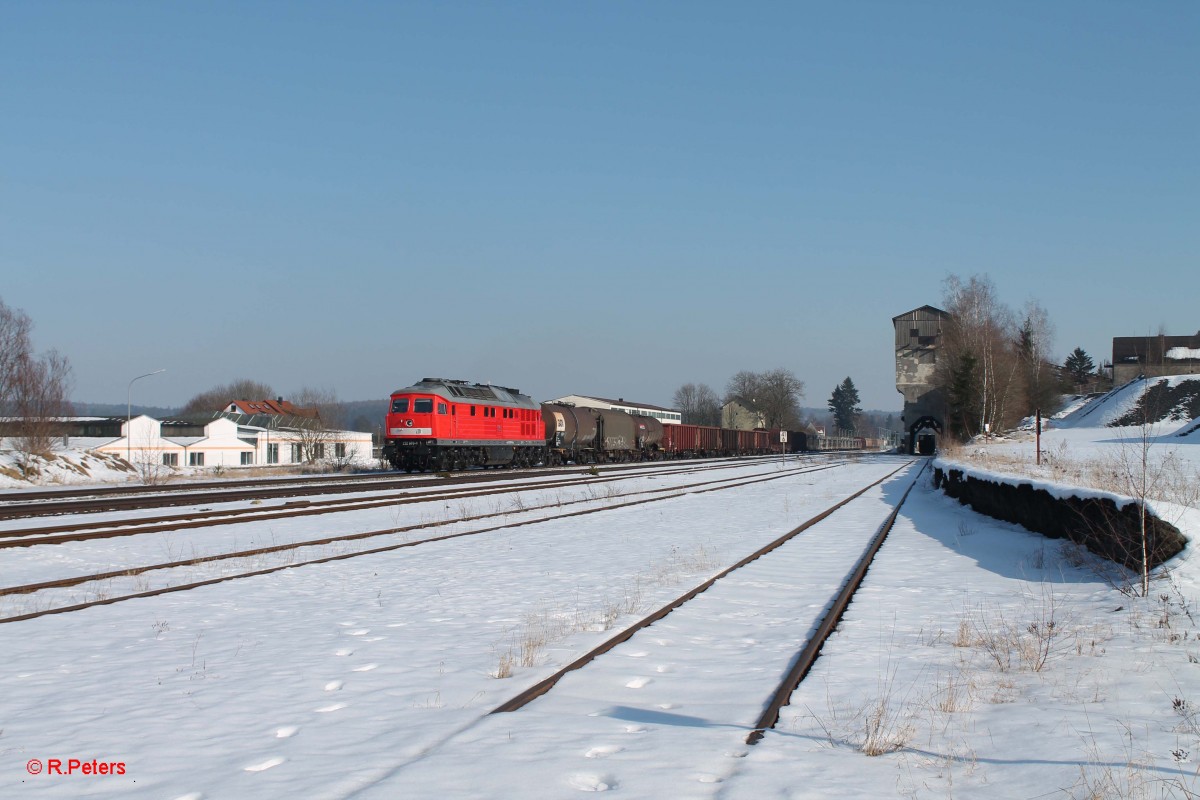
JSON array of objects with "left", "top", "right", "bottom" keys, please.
[{"left": 2, "top": 1, "right": 1195, "bottom": 412}]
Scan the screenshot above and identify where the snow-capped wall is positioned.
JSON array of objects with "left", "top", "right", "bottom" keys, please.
[{"left": 932, "top": 463, "right": 1186, "bottom": 569}]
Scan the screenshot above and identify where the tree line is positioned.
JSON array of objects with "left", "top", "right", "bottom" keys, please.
[
  {"left": 673, "top": 369, "right": 807, "bottom": 430},
  {"left": 674, "top": 369, "right": 889, "bottom": 437},
  {"left": 937, "top": 274, "right": 1107, "bottom": 440}
]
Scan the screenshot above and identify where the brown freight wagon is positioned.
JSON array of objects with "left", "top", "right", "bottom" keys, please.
[{"left": 662, "top": 423, "right": 721, "bottom": 457}]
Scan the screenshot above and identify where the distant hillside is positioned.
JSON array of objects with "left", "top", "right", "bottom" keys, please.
[
  {"left": 73, "top": 402, "right": 182, "bottom": 418},
  {"left": 338, "top": 399, "right": 389, "bottom": 433},
  {"left": 74, "top": 399, "right": 388, "bottom": 433}
]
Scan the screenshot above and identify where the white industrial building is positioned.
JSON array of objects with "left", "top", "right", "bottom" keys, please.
[{"left": 51, "top": 414, "right": 374, "bottom": 471}]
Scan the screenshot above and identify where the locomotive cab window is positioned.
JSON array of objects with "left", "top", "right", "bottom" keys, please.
[
  {"left": 391, "top": 399, "right": 409, "bottom": 413},
  {"left": 414, "top": 399, "right": 434, "bottom": 413},
  {"left": 438, "top": 403, "right": 447, "bottom": 415}
]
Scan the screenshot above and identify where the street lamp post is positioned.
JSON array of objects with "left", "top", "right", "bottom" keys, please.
[{"left": 127, "top": 369, "right": 166, "bottom": 462}]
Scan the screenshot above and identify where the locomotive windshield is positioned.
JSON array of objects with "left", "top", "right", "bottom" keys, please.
[
  {"left": 391, "top": 398, "right": 409, "bottom": 413},
  {"left": 413, "top": 399, "right": 434, "bottom": 413}
]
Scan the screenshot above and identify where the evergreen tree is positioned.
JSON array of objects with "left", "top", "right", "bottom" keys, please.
[
  {"left": 1016, "top": 305, "right": 1059, "bottom": 416},
  {"left": 1063, "top": 347, "right": 1096, "bottom": 388},
  {"left": 827, "top": 377, "right": 861, "bottom": 433},
  {"left": 947, "top": 352, "right": 981, "bottom": 439}
]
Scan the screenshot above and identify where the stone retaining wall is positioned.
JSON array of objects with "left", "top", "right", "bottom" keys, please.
[{"left": 933, "top": 465, "right": 1187, "bottom": 569}]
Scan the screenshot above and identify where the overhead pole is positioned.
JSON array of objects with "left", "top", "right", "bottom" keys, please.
[{"left": 127, "top": 369, "right": 166, "bottom": 462}]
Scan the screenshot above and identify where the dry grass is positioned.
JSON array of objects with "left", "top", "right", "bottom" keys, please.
[
  {"left": 492, "top": 650, "right": 514, "bottom": 679},
  {"left": 941, "top": 437, "right": 1199, "bottom": 511},
  {"left": 1065, "top": 727, "right": 1200, "bottom": 800},
  {"left": 934, "top": 671, "right": 973, "bottom": 714}
]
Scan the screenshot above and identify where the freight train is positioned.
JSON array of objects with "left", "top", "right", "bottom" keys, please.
[{"left": 381, "top": 377, "right": 863, "bottom": 472}]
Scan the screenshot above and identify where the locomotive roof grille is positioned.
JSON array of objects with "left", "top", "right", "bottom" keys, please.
[
  {"left": 394, "top": 378, "right": 532, "bottom": 404},
  {"left": 451, "top": 385, "right": 498, "bottom": 400}
]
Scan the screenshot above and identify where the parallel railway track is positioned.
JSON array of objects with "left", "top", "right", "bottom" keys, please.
[
  {"left": 0, "top": 459, "right": 854, "bottom": 623},
  {"left": 0, "top": 457, "right": 838, "bottom": 548},
  {"left": 0, "top": 454, "right": 836, "bottom": 521}
]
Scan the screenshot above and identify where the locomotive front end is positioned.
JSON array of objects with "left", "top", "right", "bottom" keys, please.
[{"left": 382, "top": 390, "right": 444, "bottom": 471}]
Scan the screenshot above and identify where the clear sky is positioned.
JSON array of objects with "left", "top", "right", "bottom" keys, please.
[{"left": 2, "top": 1, "right": 1195, "bottom": 412}]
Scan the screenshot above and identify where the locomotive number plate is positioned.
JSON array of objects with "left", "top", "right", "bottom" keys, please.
[{"left": 389, "top": 428, "right": 432, "bottom": 436}]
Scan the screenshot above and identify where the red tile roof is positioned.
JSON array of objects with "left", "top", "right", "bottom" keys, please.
[{"left": 226, "top": 399, "right": 320, "bottom": 419}]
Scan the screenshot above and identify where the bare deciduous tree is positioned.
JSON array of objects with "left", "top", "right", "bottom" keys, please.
[
  {"left": 12, "top": 350, "right": 73, "bottom": 474},
  {"left": 673, "top": 382, "right": 721, "bottom": 426},
  {"left": 0, "top": 297, "right": 34, "bottom": 413},
  {"left": 183, "top": 379, "right": 276, "bottom": 413},
  {"left": 290, "top": 386, "right": 342, "bottom": 466},
  {"left": 938, "top": 274, "right": 1021, "bottom": 439},
  {"left": 724, "top": 369, "right": 805, "bottom": 430}
]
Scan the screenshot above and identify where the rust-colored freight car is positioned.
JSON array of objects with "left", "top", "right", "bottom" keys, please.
[
  {"left": 661, "top": 423, "right": 720, "bottom": 457},
  {"left": 660, "top": 424, "right": 776, "bottom": 458}
]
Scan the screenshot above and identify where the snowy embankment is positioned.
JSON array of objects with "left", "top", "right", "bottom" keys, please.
[
  {"left": 934, "top": 377, "right": 1199, "bottom": 570},
  {"left": 0, "top": 446, "right": 135, "bottom": 488}
]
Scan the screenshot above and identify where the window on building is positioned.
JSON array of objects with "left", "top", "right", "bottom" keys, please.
[
  {"left": 335, "top": 443, "right": 346, "bottom": 458},
  {"left": 291, "top": 444, "right": 303, "bottom": 462},
  {"left": 162, "top": 453, "right": 178, "bottom": 466},
  {"left": 189, "top": 452, "right": 204, "bottom": 467},
  {"left": 267, "top": 444, "right": 279, "bottom": 464},
  {"left": 241, "top": 452, "right": 254, "bottom": 465},
  {"left": 314, "top": 443, "right": 325, "bottom": 459}
]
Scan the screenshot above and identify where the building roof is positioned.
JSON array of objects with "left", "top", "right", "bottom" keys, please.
[
  {"left": 892, "top": 305, "right": 949, "bottom": 323},
  {"left": 226, "top": 399, "right": 320, "bottom": 418},
  {"left": 723, "top": 396, "right": 761, "bottom": 412},
  {"left": 550, "top": 394, "right": 678, "bottom": 413}
]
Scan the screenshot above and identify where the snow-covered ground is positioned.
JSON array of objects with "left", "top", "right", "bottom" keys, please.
[
  {"left": 0, "top": 445, "right": 136, "bottom": 488},
  {"left": 1, "top": 386, "right": 1197, "bottom": 798},
  {"left": 941, "top": 376, "right": 1200, "bottom": 531}
]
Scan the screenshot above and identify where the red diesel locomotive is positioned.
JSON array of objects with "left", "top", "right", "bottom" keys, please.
[{"left": 383, "top": 378, "right": 545, "bottom": 471}]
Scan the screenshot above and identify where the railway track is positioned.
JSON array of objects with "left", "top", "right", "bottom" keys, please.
[
  {"left": 0, "top": 458, "right": 855, "bottom": 623},
  {"left": 351, "top": 459, "right": 926, "bottom": 795},
  {"left": 490, "top": 460, "right": 923, "bottom": 718}
]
